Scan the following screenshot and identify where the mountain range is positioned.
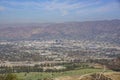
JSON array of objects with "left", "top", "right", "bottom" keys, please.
[{"left": 0, "top": 19, "right": 120, "bottom": 43}]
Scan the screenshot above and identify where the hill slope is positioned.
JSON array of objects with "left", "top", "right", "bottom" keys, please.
[
  {"left": 0, "top": 20, "right": 120, "bottom": 43},
  {"left": 54, "top": 72, "right": 120, "bottom": 80}
]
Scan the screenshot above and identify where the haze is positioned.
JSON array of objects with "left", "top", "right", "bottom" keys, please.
[{"left": 0, "top": 0, "right": 120, "bottom": 24}]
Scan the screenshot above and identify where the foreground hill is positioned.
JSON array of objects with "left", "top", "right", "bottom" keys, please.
[
  {"left": 54, "top": 72, "right": 120, "bottom": 80},
  {"left": 0, "top": 19, "right": 120, "bottom": 43}
]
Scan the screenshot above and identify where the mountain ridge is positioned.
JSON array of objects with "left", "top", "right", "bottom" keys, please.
[{"left": 0, "top": 19, "right": 120, "bottom": 43}]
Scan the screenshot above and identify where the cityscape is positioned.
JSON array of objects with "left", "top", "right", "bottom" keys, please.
[{"left": 0, "top": 0, "right": 120, "bottom": 80}]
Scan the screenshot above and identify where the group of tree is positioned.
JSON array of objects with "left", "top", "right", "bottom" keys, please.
[
  {"left": 107, "top": 57, "right": 120, "bottom": 71},
  {"left": 0, "top": 62, "right": 90, "bottom": 74},
  {"left": 91, "top": 56, "right": 120, "bottom": 71}
]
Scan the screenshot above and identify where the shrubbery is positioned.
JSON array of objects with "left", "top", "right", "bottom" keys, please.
[{"left": 0, "top": 73, "right": 19, "bottom": 80}]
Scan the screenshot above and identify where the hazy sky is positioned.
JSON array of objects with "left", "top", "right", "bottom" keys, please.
[{"left": 0, "top": 0, "right": 120, "bottom": 24}]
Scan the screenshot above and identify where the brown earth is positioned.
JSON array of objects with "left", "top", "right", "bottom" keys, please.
[{"left": 54, "top": 72, "right": 120, "bottom": 80}]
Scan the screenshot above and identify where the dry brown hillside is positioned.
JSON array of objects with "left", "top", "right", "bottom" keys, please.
[{"left": 54, "top": 72, "right": 120, "bottom": 80}]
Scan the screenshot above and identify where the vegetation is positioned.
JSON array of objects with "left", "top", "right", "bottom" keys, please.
[
  {"left": 0, "top": 62, "right": 90, "bottom": 73},
  {"left": 0, "top": 73, "right": 19, "bottom": 80},
  {"left": 15, "top": 68, "right": 112, "bottom": 80},
  {"left": 0, "top": 62, "right": 114, "bottom": 80},
  {"left": 92, "top": 57, "right": 120, "bottom": 71}
]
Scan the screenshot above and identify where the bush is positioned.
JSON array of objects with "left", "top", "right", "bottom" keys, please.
[{"left": 0, "top": 73, "right": 19, "bottom": 80}]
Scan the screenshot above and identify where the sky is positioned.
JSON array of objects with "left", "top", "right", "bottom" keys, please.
[{"left": 0, "top": 0, "right": 120, "bottom": 24}]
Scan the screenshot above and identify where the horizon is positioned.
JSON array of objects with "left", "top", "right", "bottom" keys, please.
[
  {"left": 0, "top": 0, "right": 120, "bottom": 24},
  {"left": 0, "top": 19, "right": 120, "bottom": 25}
]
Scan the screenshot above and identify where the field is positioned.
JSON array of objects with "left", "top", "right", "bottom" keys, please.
[{"left": 15, "top": 68, "right": 112, "bottom": 80}]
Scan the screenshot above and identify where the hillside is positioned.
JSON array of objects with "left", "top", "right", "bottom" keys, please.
[
  {"left": 54, "top": 72, "right": 120, "bottom": 80},
  {"left": 0, "top": 20, "right": 120, "bottom": 43}
]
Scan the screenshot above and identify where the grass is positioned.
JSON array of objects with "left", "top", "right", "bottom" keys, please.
[{"left": 15, "top": 68, "right": 113, "bottom": 80}]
